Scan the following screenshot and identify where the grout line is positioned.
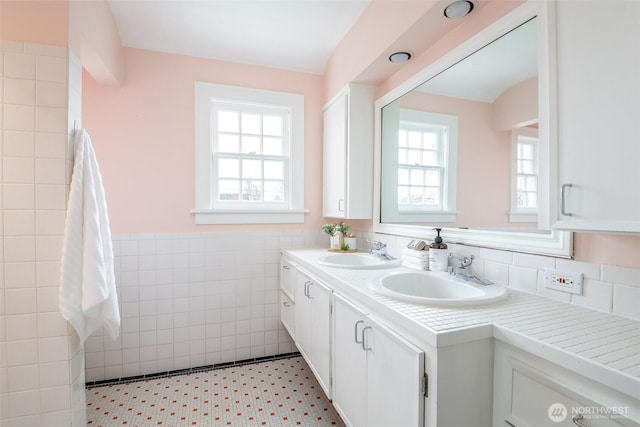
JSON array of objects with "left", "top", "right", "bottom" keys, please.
[{"left": 85, "top": 351, "right": 302, "bottom": 388}]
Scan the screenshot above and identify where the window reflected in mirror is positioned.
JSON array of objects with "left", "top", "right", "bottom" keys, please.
[{"left": 510, "top": 127, "right": 539, "bottom": 223}]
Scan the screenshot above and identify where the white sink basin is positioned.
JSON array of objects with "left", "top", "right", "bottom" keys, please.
[
  {"left": 317, "top": 253, "right": 402, "bottom": 269},
  {"left": 373, "top": 271, "right": 507, "bottom": 306}
]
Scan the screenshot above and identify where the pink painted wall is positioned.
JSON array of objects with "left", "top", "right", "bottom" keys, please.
[
  {"left": 69, "top": 0, "right": 124, "bottom": 85},
  {"left": 493, "top": 77, "right": 537, "bottom": 130},
  {"left": 575, "top": 234, "right": 640, "bottom": 268},
  {"left": 0, "top": 0, "right": 69, "bottom": 45},
  {"left": 83, "top": 48, "right": 325, "bottom": 233}
]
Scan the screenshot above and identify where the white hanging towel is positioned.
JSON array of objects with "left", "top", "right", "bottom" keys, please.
[{"left": 60, "top": 129, "right": 120, "bottom": 345}]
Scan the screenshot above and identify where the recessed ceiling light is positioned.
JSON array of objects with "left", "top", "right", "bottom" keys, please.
[
  {"left": 388, "top": 51, "right": 412, "bottom": 63},
  {"left": 444, "top": 0, "right": 474, "bottom": 19}
]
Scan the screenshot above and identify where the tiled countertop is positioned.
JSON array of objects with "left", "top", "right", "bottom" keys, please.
[{"left": 284, "top": 249, "right": 640, "bottom": 401}]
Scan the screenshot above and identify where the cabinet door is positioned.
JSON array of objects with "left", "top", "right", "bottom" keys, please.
[
  {"left": 333, "top": 295, "right": 367, "bottom": 427},
  {"left": 294, "top": 272, "right": 313, "bottom": 361},
  {"left": 294, "top": 270, "right": 333, "bottom": 397},
  {"left": 510, "top": 369, "right": 625, "bottom": 427},
  {"left": 552, "top": 0, "right": 640, "bottom": 232},
  {"left": 365, "top": 315, "right": 425, "bottom": 427},
  {"left": 494, "top": 342, "right": 638, "bottom": 427},
  {"left": 323, "top": 91, "right": 347, "bottom": 218},
  {"left": 309, "top": 279, "right": 333, "bottom": 397}
]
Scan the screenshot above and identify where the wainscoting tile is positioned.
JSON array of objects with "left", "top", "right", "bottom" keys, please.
[{"left": 86, "top": 230, "right": 303, "bottom": 382}]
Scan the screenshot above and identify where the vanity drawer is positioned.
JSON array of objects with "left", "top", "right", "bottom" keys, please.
[
  {"left": 280, "top": 258, "right": 296, "bottom": 301},
  {"left": 280, "top": 291, "right": 295, "bottom": 339}
]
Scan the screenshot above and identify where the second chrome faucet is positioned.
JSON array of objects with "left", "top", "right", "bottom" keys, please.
[
  {"left": 367, "top": 239, "right": 395, "bottom": 260},
  {"left": 448, "top": 254, "right": 493, "bottom": 285}
]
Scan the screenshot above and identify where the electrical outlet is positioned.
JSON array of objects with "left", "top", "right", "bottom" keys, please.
[{"left": 544, "top": 269, "right": 584, "bottom": 295}]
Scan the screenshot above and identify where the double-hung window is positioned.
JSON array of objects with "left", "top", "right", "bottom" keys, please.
[
  {"left": 509, "top": 127, "right": 538, "bottom": 222},
  {"left": 397, "top": 121, "right": 448, "bottom": 211},
  {"left": 194, "top": 82, "right": 306, "bottom": 224},
  {"left": 213, "top": 102, "right": 288, "bottom": 206},
  {"left": 381, "top": 109, "right": 457, "bottom": 223}
]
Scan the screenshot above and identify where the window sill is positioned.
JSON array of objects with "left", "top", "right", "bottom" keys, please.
[
  {"left": 391, "top": 211, "right": 458, "bottom": 223},
  {"left": 191, "top": 208, "right": 308, "bottom": 225},
  {"left": 508, "top": 212, "right": 538, "bottom": 223}
]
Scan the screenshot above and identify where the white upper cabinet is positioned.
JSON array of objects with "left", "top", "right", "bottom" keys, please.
[
  {"left": 323, "top": 83, "right": 376, "bottom": 219},
  {"left": 549, "top": 0, "right": 640, "bottom": 233}
]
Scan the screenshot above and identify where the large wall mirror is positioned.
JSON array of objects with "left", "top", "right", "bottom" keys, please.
[{"left": 373, "top": 1, "right": 572, "bottom": 257}]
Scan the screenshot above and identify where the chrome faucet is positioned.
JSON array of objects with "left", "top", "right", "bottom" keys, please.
[
  {"left": 448, "top": 254, "right": 493, "bottom": 285},
  {"left": 367, "top": 239, "right": 395, "bottom": 260}
]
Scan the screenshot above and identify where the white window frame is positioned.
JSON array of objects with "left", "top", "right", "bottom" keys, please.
[
  {"left": 509, "top": 127, "right": 538, "bottom": 223},
  {"left": 381, "top": 109, "right": 458, "bottom": 223},
  {"left": 193, "top": 82, "right": 306, "bottom": 224},
  {"left": 397, "top": 119, "right": 448, "bottom": 213}
]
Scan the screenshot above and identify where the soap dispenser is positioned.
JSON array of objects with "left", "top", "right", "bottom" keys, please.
[{"left": 428, "top": 228, "right": 449, "bottom": 272}]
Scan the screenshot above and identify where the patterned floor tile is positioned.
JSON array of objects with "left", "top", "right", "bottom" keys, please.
[{"left": 86, "top": 356, "right": 345, "bottom": 427}]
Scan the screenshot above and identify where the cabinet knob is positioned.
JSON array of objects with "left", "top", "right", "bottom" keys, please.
[
  {"left": 282, "top": 301, "right": 291, "bottom": 307},
  {"left": 282, "top": 265, "right": 290, "bottom": 270}
]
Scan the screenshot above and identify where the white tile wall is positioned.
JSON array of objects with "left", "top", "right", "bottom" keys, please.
[
  {"left": 374, "top": 232, "right": 640, "bottom": 321},
  {"left": 84, "top": 230, "right": 321, "bottom": 382},
  {"left": 1, "top": 40, "right": 85, "bottom": 427}
]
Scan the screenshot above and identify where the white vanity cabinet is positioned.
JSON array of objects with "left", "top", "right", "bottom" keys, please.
[
  {"left": 549, "top": 0, "right": 640, "bottom": 233},
  {"left": 323, "top": 83, "right": 376, "bottom": 219},
  {"left": 294, "top": 268, "right": 333, "bottom": 397},
  {"left": 333, "top": 294, "right": 425, "bottom": 427},
  {"left": 493, "top": 341, "right": 640, "bottom": 427}
]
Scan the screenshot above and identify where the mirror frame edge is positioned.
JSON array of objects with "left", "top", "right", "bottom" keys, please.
[{"left": 372, "top": 0, "right": 572, "bottom": 258}]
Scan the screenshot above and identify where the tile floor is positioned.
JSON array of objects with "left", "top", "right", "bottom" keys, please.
[{"left": 86, "top": 355, "right": 345, "bottom": 427}]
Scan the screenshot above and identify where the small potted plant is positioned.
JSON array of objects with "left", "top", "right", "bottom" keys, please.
[
  {"left": 321, "top": 223, "right": 336, "bottom": 236},
  {"left": 322, "top": 223, "right": 338, "bottom": 249},
  {"left": 322, "top": 222, "right": 356, "bottom": 251},
  {"left": 336, "top": 221, "right": 357, "bottom": 250},
  {"left": 343, "top": 233, "right": 357, "bottom": 251}
]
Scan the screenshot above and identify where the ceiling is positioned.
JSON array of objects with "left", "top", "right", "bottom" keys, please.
[{"left": 108, "top": 0, "right": 372, "bottom": 75}]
